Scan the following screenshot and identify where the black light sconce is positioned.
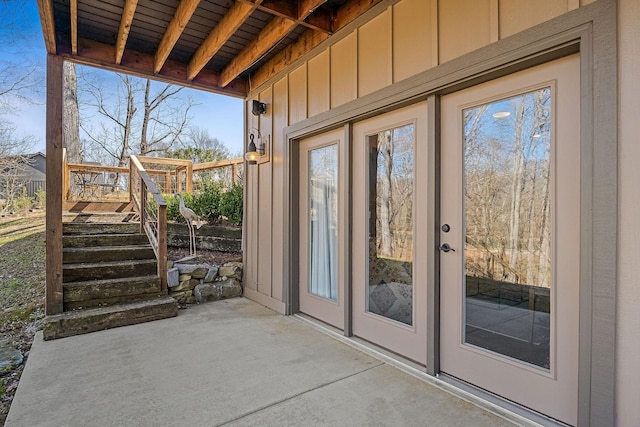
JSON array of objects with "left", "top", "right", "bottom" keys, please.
[
  {"left": 245, "top": 132, "right": 270, "bottom": 165},
  {"left": 252, "top": 100, "right": 267, "bottom": 116}
]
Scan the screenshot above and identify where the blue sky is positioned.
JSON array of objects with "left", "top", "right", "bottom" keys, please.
[{"left": 3, "top": 1, "right": 244, "bottom": 157}]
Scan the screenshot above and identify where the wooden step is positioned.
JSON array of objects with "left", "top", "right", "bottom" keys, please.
[
  {"left": 63, "top": 275, "right": 162, "bottom": 305},
  {"left": 63, "top": 233, "right": 149, "bottom": 248},
  {"left": 63, "top": 210, "right": 137, "bottom": 223},
  {"left": 63, "top": 245, "right": 156, "bottom": 264},
  {"left": 43, "top": 296, "right": 178, "bottom": 340},
  {"left": 63, "top": 222, "right": 141, "bottom": 235},
  {"left": 63, "top": 259, "right": 157, "bottom": 283}
]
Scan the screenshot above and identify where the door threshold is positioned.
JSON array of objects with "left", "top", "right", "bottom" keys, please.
[{"left": 294, "top": 313, "right": 565, "bottom": 427}]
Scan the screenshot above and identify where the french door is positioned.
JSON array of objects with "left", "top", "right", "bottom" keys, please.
[
  {"left": 299, "top": 129, "right": 345, "bottom": 329},
  {"left": 439, "top": 54, "right": 580, "bottom": 425},
  {"left": 351, "top": 103, "right": 428, "bottom": 365}
]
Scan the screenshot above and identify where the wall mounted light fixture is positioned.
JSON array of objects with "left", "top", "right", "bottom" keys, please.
[
  {"left": 245, "top": 132, "right": 270, "bottom": 165},
  {"left": 251, "top": 100, "right": 267, "bottom": 116}
]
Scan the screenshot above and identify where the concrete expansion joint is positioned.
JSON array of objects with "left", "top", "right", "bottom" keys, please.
[{"left": 215, "top": 363, "right": 385, "bottom": 427}]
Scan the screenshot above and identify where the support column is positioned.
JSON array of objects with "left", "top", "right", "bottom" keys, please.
[{"left": 45, "top": 55, "right": 64, "bottom": 315}]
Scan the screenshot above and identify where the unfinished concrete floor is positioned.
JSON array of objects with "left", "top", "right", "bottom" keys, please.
[{"left": 7, "top": 298, "right": 520, "bottom": 426}]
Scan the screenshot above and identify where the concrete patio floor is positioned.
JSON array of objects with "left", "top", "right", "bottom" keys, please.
[{"left": 7, "top": 298, "right": 524, "bottom": 426}]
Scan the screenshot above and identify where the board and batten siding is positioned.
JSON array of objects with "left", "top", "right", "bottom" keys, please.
[{"left": 242, "top": 0, "right": 592, "bottom": 313}]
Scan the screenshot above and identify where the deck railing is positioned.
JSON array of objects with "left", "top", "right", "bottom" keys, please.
[{"left": 130, "top": 155, "right": 167, "bottom": 291}]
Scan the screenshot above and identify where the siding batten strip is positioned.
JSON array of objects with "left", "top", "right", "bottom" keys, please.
[{"left": 490, "top": 0, "right": 499, "bottom": 42}]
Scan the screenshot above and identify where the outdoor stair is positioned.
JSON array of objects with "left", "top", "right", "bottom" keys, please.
[{"left": 43, "top": 218, "right": 177, "bottom": 340}]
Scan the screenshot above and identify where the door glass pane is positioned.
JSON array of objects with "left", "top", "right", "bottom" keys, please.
[
  {"left": 367, "top": 124, "right": 414, "bottom": 325},
  {"left": 308, "top": 144, "right": 338, "bottom": 301},
  {"left": 463, "top": 88, "right": 552, "bottom": 369}
]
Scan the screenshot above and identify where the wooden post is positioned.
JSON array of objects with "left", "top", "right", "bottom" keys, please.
[
  {"left": 165, "top": 171, "right": 171, "bottom": 193},
  {"left": 158, "top": 204, "right": 167, "bottom": 292},
  {"left": 232, "top": 163, "right": 238, "bottom": 185},
  {"left": 45, "top": 55, "right": 64, "bottom": 315},
  {"left": 186, "top": 162, "right": 193, "bottom": 193}
]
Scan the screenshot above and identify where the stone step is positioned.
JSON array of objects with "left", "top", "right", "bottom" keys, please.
[
  {"left": 63, "top": 259, "right": 157, "bottom": 283},
  {"left": 63, "top": 233, "right": 149, "bottom": 248},
  {"left": 63, "top": 222, "right": 141, "bottom": 235},
  {"left": 63, "top": 245, "right": 156, "bottom": 264},
  {"left": 43, "top": 296, "right": 178, "bottom": 340},
  {"left": 63, "top": 275, "right": 162, "bottom": 305}
]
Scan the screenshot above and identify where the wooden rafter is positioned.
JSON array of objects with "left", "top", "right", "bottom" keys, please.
[
  {"left": 70, "top": 0, "right": 77, "bottom": 54},
  {"left": 187, "top": 0, "right": 262, "bottom": 81},
  {"left": 251, "top": 0, "right": 383, "bottom": 89},
  {"left": 244, "top": 0, "right": 333, "bottom": 33},
  {"left": 115, "top": 0, "right": 139, "bottom": 65},
  {"left": 36, "top": 0, "right": 56, "bottom": 54},
  {"left": 219, "top": 0, "right": 327, "bottom": 87},
  {"left": 74, "top": 37, "right": 248, "bottom": 98},
  {"left": 154, "top": 0, "right": 202, "bottom": 74}
]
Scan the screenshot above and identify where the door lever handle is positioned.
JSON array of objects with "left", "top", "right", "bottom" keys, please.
[{"left": 439, "top": 243, "right": 455, "bottom": 252}]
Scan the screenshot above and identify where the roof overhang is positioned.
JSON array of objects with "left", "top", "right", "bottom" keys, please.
[{"left": 37, "top": 0, "right": 384, "bottom": 98}]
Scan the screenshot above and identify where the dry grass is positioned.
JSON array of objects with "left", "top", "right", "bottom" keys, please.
[{"left": 0, "top": 213, "right": 46, "bottom": 424}]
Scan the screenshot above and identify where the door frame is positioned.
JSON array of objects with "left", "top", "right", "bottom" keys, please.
[{"left": 283, "top": 2, "right": 616, "bottom": 424}]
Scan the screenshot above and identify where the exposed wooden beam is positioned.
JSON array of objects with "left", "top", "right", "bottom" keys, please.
[
  {"left": 115, "top": 0, "right": 139, "bottom": 64},
  {"left": 247, "top": 0, "right": 332, "bottom": 33},
  {"left": 73, "top": 37, "right": 248, "bottom": 98},
  {"left": 220, "top": 0, "right": 326, "bottom": 87},
  {"left": 187, "top": 0, "right": 261, "bottom": 81},
  {"left": 154, "top": 0, "right": 202, "bottom": 74},
  {"left": 70, "top": 0, "right": 77, "bottom": 54},
  {"left": 36, "top": 0, "right": 56, "bottom": 54},
  {"left": 251, "top": 0, "right": 384, "bottom": 89}
]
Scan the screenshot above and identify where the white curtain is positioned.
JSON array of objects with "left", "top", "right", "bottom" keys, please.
[{"left": 309, "top": 176, "right": 338, "bottom": 300}]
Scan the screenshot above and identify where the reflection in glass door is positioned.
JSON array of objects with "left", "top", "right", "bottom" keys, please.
[
  {"left": 463, "top": 88, "right": 552, "bottom": 368},
  {"left": 367, "top": 124, "right": 414, "bottom": 325}
]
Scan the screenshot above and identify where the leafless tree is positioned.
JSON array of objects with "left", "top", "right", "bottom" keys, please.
[
  {"left": 0, "top": 1, "right": 43, "bottom": 212},
  {"left": 79, "top": 69, "right": 193, "bottom": 166}
]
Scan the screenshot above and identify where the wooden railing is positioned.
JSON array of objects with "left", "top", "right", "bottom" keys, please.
[
  {"left": 130, "top": 155, "right": 167, "bottom": 291},
  {"left": 192, "top": 158, "right": 244, "bottom": 190}
]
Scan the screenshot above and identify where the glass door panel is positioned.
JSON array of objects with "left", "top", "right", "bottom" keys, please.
[
  {"left": 463, "top": 88, "right": 552, "bottom": 369},
  {"left": 308, "top": 144, "right": 339, "bottom": 301},
  {"left": 367, "top": 124, "right": 415, "bottom": 325}
]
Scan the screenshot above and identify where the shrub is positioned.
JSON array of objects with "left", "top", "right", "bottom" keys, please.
[
  {"left": 167, "top": 181, "right": 243, "bottom": 226},
  {"left": 219, "top": 183, "right": 243, "bottom": 225},
  {"left": 11, "top": 189, "right": 32, "bottom": 213}
]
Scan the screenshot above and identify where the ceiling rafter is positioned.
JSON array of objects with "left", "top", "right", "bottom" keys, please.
[
  {"left": 187, "top": 0, "right": 263, "bottom": 81},
  {"left": 246, "top": 0, "right": 333, "bottom": 34},
  {"left": 220, "top": 0, "right": 327, "bottom": 87},
  {"left": 154, "top": 0, "right": 202, "bottom": 74},
  {"left": 250, "top": 0, "right": 384, "bottom": 89},
  {"left": 70, "top": 0, "right": 77, "bottom": 54},
  {"left": 115, "top": 0, "right": 139, "bottom": 65},
  {"left": 74, "top": 37, "right": 248, "bottom": 98},
  {"left": 36, "top": 0, "right": 56, "bottom": 54}
]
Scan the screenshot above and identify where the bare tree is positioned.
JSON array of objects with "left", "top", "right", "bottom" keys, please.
[
  {"left": 79, "top": 70, "right": 193, "bottom": 165},
  {"left": 0, "top": 1, "right": 43, "bottom": 212},
  {"left": 63, "top": 62, "right": 82, "bottom": 163}
]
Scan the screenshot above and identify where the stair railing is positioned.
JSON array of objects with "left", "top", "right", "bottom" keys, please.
[{"left": 130, "top": 155, "right": 167, "bottom": 292}]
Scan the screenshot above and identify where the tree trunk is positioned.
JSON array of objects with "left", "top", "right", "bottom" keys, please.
[
  {"left": 378, "top": 130, "right": 393, "bottom": 257},
  {"left": 63, "top": 62, "right": 82, "bottom": 163}
]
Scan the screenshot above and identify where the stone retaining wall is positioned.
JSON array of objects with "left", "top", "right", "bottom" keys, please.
[
  {"left": 167, "top": 223, "right": 241, "bottom": 253},
  {"left": 167, "top": 261, "right": 243, "bottom": 304}
]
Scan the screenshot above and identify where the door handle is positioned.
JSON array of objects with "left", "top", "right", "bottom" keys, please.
[{"left": 439, "top": 243, "right": 455, "bottom": 252}]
